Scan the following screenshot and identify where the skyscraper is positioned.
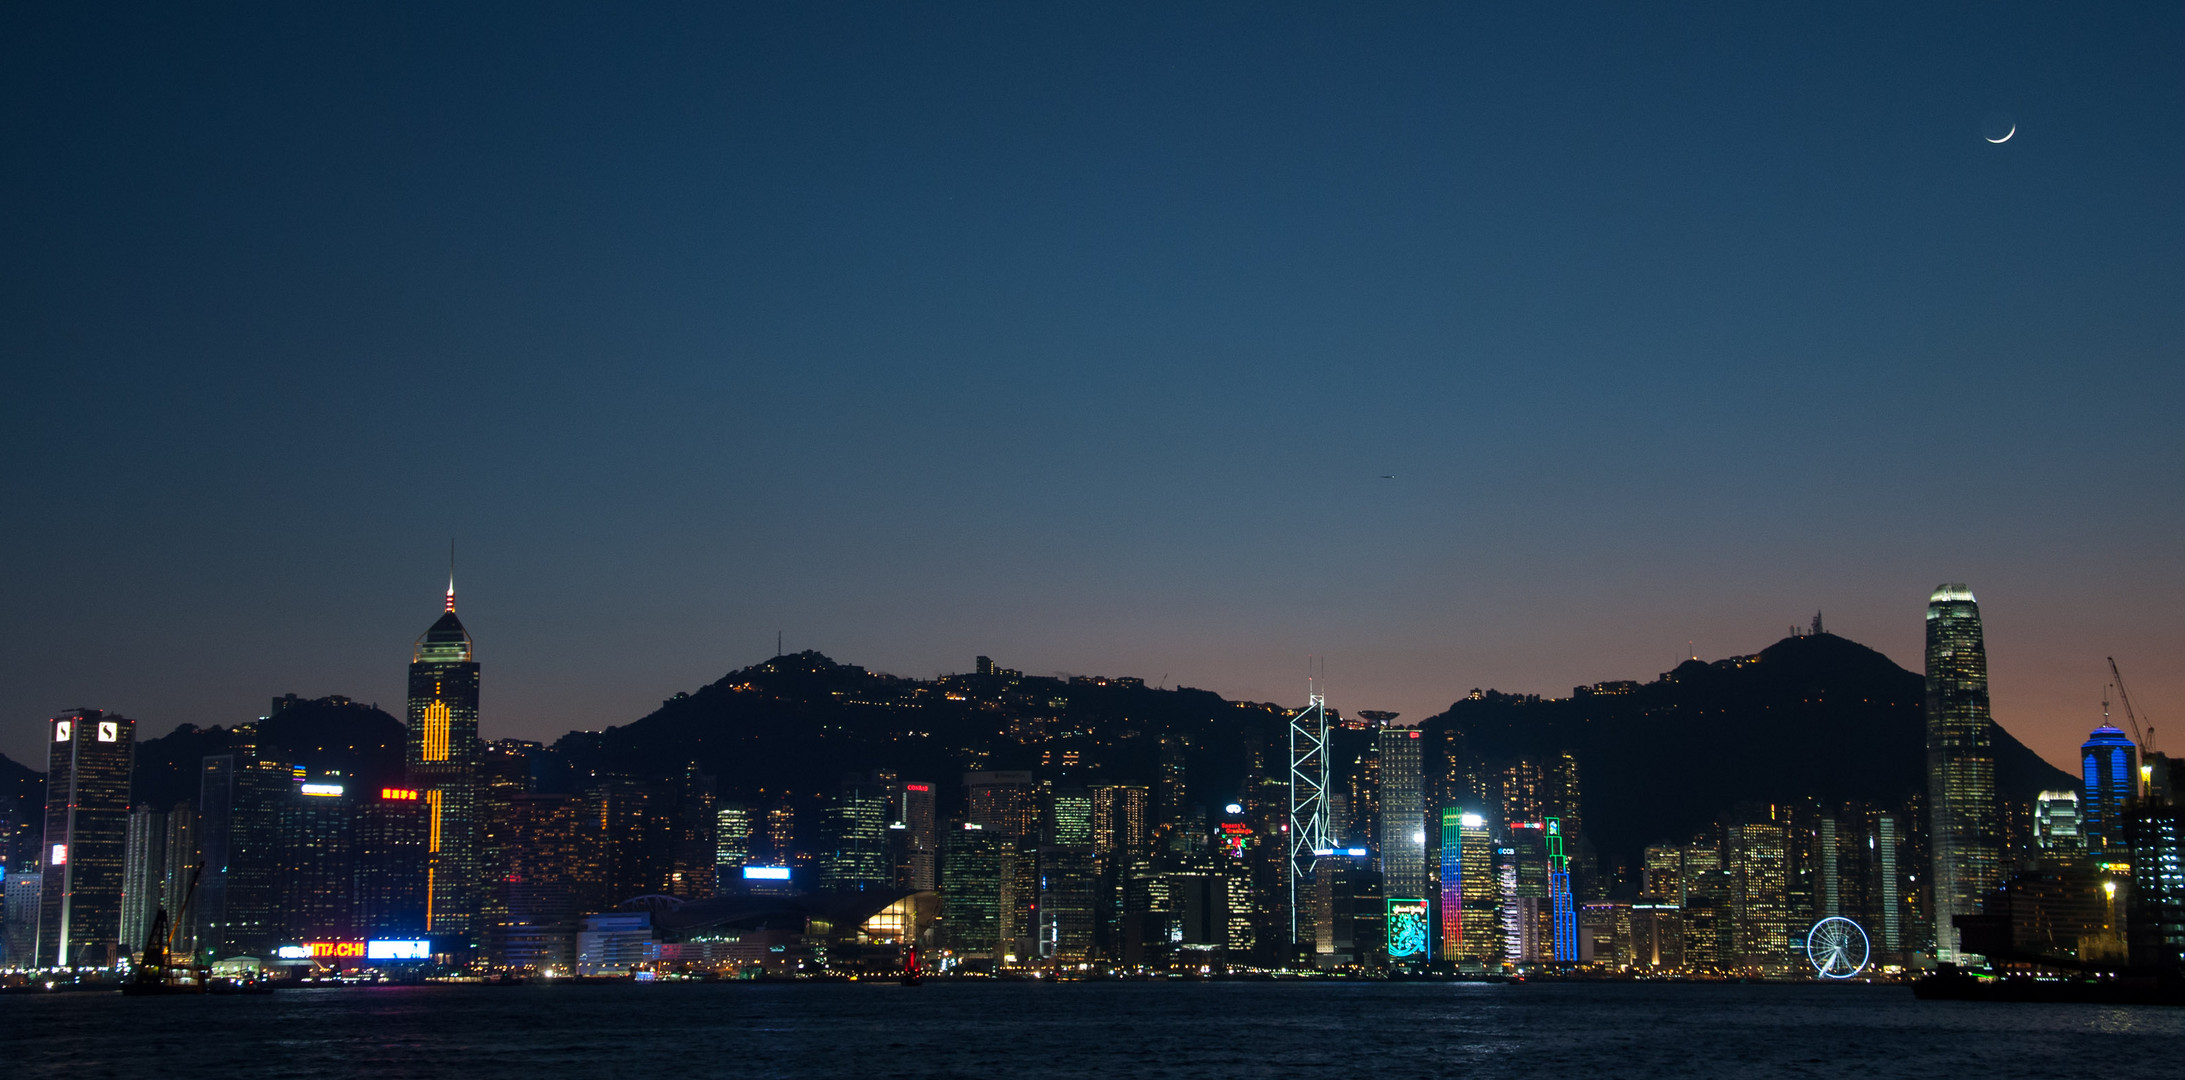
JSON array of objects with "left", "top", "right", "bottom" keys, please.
[
  {"left": 1925, "top": 584, "right": 2000, "bottom": 963},
  {"left": 942, "top": 823, "right": 1002, "bottom": 961},
  {"left": 354, "top": 786, "right": 430, "bottom": 937},
  {"left": 118, "top": 806, "right": 167, "bottom": 961},
  {"left": 279, "top": 780, "right": 355, "bottom": 941},
  {"left": 1377, "top": 728, "right": 1426, "bottom": 901},
  {"left": 714, "top": 802, "right": 753, "bottom": 886},
  {"left": 1725, "top": 821, "right": 1789, "bottom": 971},
  {"left": 195, "top": 746, "right": 289, "bottom": 959},
  {"left": 1546, "top": 817, "right": 1577, "bottom": 963},
  {"left": 2081, "top": 725, "right": 2138, "bottom": 852},
  {"left": 408, "top": 574, "right": 481, "bottom": 938},
  {"left": 893, "top": 782, "right": 937, "bottom": 891},
  {"left": 2034, "top": 790, "right": 2084, "bottom": 854},
  {"left": 818, "top": 782, "right": 889, "bottom": 892},
  {"left": 38, "top": 709, "right": 135, "bottom": 967}
]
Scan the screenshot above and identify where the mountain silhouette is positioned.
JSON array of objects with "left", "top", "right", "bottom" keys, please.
[{"left": 1419, "top": 632, "right": 2074, "bottom": 865}]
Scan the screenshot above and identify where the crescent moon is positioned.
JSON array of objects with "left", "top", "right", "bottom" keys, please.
[{"left": 1986, "top": 124, "right": 2015, "bottom": 144}]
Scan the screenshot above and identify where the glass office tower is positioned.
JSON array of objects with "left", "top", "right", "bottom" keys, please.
[
  {"left": 2081, "top": 725, "right": 2139, "bottom": 851},
  {"left": 1925, "top": 584, "right": 2000, "bottom": 963},
  {"left": 38, "top": 709, "right": 136, "bottom": 967},
  {"left": 408, "top": 578, "right": 481, "bottom": 938}
]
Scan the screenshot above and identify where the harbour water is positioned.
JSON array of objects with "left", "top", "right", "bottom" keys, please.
[{"left": 3, "top": 980, "right": 2179, "bottom": 1079}]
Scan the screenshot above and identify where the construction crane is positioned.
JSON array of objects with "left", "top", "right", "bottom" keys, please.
[
  {"left": 126, "top": 861, "right": 208, "bottom": 995},
  {"left": 2107, "top": 657, "right": 2156, "bottom": 754}
]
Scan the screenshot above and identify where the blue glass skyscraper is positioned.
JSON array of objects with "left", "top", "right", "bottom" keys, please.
[
  {"left": 1547, "top": 817, "right": 1577, "bottom": 962},
  {"left": 2082, "top": 725, "right": 2138, "bottom": 851}
]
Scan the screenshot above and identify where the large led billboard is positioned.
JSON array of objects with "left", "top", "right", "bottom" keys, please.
[
  {"left": 367, "top": 939, "right": 433, "bottom": 960},
  {"left": 1386, "top": 898, "right": 1430, "bottom": 960},
  {"left": 742, "top": 866, "right": 791, "bottom": 880}
]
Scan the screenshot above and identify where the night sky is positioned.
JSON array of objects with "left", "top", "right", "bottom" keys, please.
[{"left": 5, "top": 4, "right": 2181, "bottom": 772}]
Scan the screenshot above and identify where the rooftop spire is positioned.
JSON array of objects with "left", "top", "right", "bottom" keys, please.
[{"left": 445, "top": 538, "right": 456, "bottom": 612}]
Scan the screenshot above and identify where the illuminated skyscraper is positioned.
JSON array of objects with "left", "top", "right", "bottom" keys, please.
[
  {"left": 408, "top": 574, "right": 481, "bottom": 938},
  {"left": 2034, "top": 790, "right": 2084, "bottom": 854},
  {"left": 1037, "top": 844, "right": 1098, "bottom": 964},
  {"left": 714, "top": 802, "right": 753, "bottom": 884},
  {"left": 354, "top": 786, "right": 430, "bottom": 937},
  {"left": 2081, "top": 726, "right": 2138, "bottom": 852},
  {"left": 1092, "top": 785, "right": 1151, "bottom": 858},
  {"left": 1047, "top": 789, "right": 1094, "bottom": 848},
  {"left": 1725, "top": 821, "right": 1789, "bottom": 971},
  {"left": 965, "top": 772, "right": 1035, "bottom": 839},
  {"left": 278, "top": 779, "right": 355, "bottom": 941},
  {"left": 1643, "top": 845, "right": 1685, "bottom": 904},
  {"left": 942, "top": 823, "right": 1003, "bottom": 961},
  {"left": 1546, "top": 817, "right": 1577, "bottom": 962},
  {"left": 483, "top": 791, "right": 587, "bottom": 957},
  {"left": 2124, "top": 806, "right": 2184, "bottom": 971},
  {"left": 118, "top": 806, "right": 167, "bottom": 960},
  {"left": 819, "top": 782, "right": 890, "bottom": 892},
  {"left": 1925, "top": 584, "right": 2000, "bottom": 963},
  {"left": 896, "top": 782, "right": 936, "bottom": 891},
  {"left": 1434, "top": 810, "right": 1497, "bottom": 966},
  {"left": 1377, "top": 729, "right": 1426, "bottom": 900},
  {"left": 1156, "top": 735, "right": 1188, "bottom": 834},
  {"left": 37, "top": 709, "right": 136, "bottom": 967}
]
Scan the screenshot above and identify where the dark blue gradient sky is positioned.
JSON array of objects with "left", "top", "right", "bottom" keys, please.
[{"left": 5, "top": 3, "right": 2181, "bottom": 771}]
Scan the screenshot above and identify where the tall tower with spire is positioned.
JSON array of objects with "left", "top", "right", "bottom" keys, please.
[
  {"left": 408, "top": 558, "right": 481, "bottom": 940},
  {"left": 1924, "top": 583, "right": 2000, "bottom": 964}
]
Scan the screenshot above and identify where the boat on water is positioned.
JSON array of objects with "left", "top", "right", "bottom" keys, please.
[{"left": 1913, "top": 964, "right": 2185, "bottom": 1006}]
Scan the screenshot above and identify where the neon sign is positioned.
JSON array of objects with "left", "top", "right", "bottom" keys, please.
[
  {"left": 1387, "top": 899, "right": 1430, "bottom": 960},
  {"left": 380, "top": 788, "right": 420, "bottom": 800},
  {"left": 1218, "top": 822, "right": 1253, "bottom": 856},
  {"left": 300, "top": 783, "right": 345, "bottom": 797},
  {"left": 281, "top": 941, "right": 367, "bottom": 960},
  {"left": 743, "top": 866, "right": 791, "bottom": 880}
]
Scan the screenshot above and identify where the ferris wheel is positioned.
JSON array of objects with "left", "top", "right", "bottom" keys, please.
[{"left": 1805, "top": 916, "right": 1870, "bottom": 979}]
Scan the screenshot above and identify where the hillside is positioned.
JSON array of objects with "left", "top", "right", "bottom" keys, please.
[
  {"left": 551, "top": 651, "right": 1289, "bottom": 816},
  {"left": 132, "top": 696, "right": 406, "bottom": 810},
  {"left": 1419, "top": 632, "right": 2074, "bottom": 865}
]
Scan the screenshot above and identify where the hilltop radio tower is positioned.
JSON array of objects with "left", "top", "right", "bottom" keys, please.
[{"left": 1288, "top": 673, "right": 1334, "bottom": 945}]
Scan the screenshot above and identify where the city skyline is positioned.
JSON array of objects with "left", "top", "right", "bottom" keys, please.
[
  {"left": 4, "top": 4, "right": 2182, "bottom": 778},
  {"left": 2, "top": 547, "right": 2174, "bottom": 986},
  {"left": 0, "top": 572, "right": 2148, "bottom": 775}
]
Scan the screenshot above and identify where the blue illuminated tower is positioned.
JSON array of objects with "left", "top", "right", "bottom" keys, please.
[
  {"left": 1546, "top": 816, "right": 1577, "bottom": 962},
  {"left": 2082, "top": 725, "right": 2138, "bottom": 851}
]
